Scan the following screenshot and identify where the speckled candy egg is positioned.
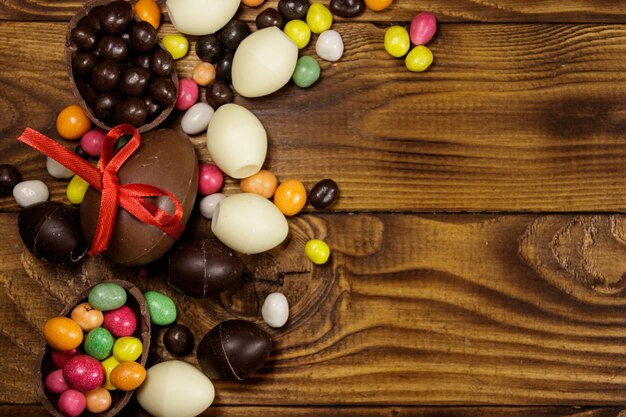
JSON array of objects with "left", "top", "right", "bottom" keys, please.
[
  {"left": 102, "top": 305, "right": 137, "bottom": 337},
  {"left": 88, "top": 282, "right": 127, "bottom": 311},
  {"left": 63, "top": 355, "right": 105, "bottom": 392},
  {"left": 144, "top": 291, "right": 177, "bottom": 325}
]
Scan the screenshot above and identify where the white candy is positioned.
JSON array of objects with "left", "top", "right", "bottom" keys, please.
[
  {"left": 182, "top": 103, "right": 215, "bottom": 135},
  {"left": 46, "top": 157, "right": 74, "bottom": 179},
  {"left": 261, "top": 292, "right": 289, "bottom": 328},
  {"left": 199, "top": 193, "right": 225, "bottom": 219},
  {"left": 211, "top": 193, "right": 288, "bottom": 254},
  {"left": 315, "top": 30, "right": 344, "bottom": 62},
  {"left": 13, "top": 180, "right": 49, "bottom": 207},
  {"left": 137, "top": 361, "right": 215, "bottom": 417},
  {"left": 207, "top": 103, "right": 267, "bottom": 179},
  {"left": 166, "top": 0, "right": 240, "bottom": 35},
  {"left": 232, "top": 27, "right": 299, "bottom": 98}
]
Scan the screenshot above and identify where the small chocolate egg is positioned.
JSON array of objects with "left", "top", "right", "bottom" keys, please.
[
  {"left": 18, "top": 202, "right": 88, "bottom": 264},
  {"left": 196, "top": 320, "right": 271, "bottom": 380},
  {"left": 217, "top": 19, "right": 250, "bottom": 51},
  {"left": 163, "top": 324, "right": 195, "bottom": 356},
  {"left": 169, "top": 239, "right": 243, "bottom": 298},
  {"left": 256, "top": 7, "right": 283, "bottom": 30},
  {"left": 0, "top": 164, "right": 22, "bottom": 195}
]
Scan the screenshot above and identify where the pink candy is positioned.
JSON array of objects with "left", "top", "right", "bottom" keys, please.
[
  {"left": 198, "top": 163, "right": 224, "bottom": 195},
  {"left": 175, "top": 78, "right": 199, "bottom": 111},
  {"left": 80, "top": 128, "right": 107, "bottom": 157},
  {"left": 45, "top": 369, "right": 70, "bottom": 394},
  {"left": 103, "top": 305, "right": 137, "bottom": 337},
  {"left": 58, "top": 389, "right": 86, "bottom": 417},
  {"left": 410, "top": 12, "right": 437, "bottom": 46},
  {"left": 51, "top": 348, "right": 79, "bottom": 369},
  {"left": 63, "top": 355, "right": 104, "bottom": 392}
]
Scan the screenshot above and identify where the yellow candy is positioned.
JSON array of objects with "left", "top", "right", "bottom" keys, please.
[
  {"left": 101, "top": 356, "right": 120, "bottom": 391},
  {"left": 113, "top": 336, "right": 143, "bottom": 362},
  {"left": 305, "top": 239, "right": 330, "bottom": 265},
  {"left": 67, "top": 175, "right": 89, "bottom": 205},
  {"left": 384, "top": 26, "right": 410, "bottom": 58},
  {"left": 284, "top": 20, "right": 311, "bottom": 49},
  {"left": 405, "top": 45, "right": 433, "bottom": 72},
  {"left": 306, "top": 3, "right": 332, "bottom": 34},
  {"left": 162, "top": 34, "right": 189, "bottom": 60}
]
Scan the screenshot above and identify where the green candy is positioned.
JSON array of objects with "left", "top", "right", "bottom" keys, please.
[
  {"left": 292, "top": 56, "right": 320, "bottom": 88},
  {"left": 84, "top": 327, "right": 114, "bottom": 360},
  {"left": 88, "top": 282, "right": 127, "bottom": 311},
  {"left": 144, "top": 291, "right": 177, "bottom": 326}
]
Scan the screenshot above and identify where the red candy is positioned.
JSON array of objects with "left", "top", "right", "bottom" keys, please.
[
  {"left": 51, "top": 348, "right": 80, "bottom": 369},
  {"left": 198, "top": 163, "right": 223, "bottom": 195},
  {"left": 63, "top": 355, "right": 105, "bottom": 392},
  {"left": 58, "top": 389, "right": 86, "bottom": 417},
  {"left": 175, "top": 78, "right": 199, "bottom": 111},
  {"left": 45, "top": 369, "right": 70, "bottom": 394},
  {"left": 103, "top": 305, "right": 137, "bottom": 337},
  {"left": 80, "top": 128, "right": 107, "bottom": 157}
]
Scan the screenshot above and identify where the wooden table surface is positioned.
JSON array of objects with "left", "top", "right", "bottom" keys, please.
[{"left": 3, "top": 1, "right": 626, "bottom": 416}]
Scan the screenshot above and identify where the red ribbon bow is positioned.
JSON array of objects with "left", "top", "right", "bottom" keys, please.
[{"left": 18, "top": 125, "right": 185, "bottom": 256}]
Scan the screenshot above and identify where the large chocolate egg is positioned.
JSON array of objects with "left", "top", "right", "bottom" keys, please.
[
  {"left": 80, "top": 129, "right": 198, "bottom": 266},
  {"left": 168, "top": 239, "right": 243, "bottom": 298},
  {"left": 18, "top": 202, "right": 89, "bottom": 264},
  {"left": 196, "top": 320, "right": 271, "bottom": 380}
]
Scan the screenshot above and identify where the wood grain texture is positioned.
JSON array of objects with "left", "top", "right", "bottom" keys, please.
[
  {"left": 3, "top": 22, "right": 626, "bottom": 212},
  {"left": 2, "top": 0, "right": 626, "bottom": 23},
  {"left": 4, "top": 211, "right": 626, "bottom": 406}
]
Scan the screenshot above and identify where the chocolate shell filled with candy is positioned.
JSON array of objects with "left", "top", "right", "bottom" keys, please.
[
  {"left": 65, "top": 0, "right": 178, "bottom": 132},
  {"left": 36, "top": 280, "right": 150, "bottom": 417}
]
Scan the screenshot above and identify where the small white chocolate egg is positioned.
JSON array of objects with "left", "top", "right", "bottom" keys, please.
[
  {"left": 166, "top": 0, "right": 240, "bottom": 35},
  {"left": 261, "top": 292, "right": 289, "bottom": 328},
  {"left": 231, "top": 27, "right": 299, "bottom": 98},
  {"left": 46, "top": 157, "right": 74, "bottom": 179},
  {"left": 13, "top": 180, "right": 49, "bottom": 208}
]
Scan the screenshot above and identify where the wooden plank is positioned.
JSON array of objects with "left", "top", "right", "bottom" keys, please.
[
  {"left": 4, "top": 211, "right": 626, "bottom": 405},
  {"left": 3, "top": 22, "right": 626, "bottom": 212},
  {"left": 2, "top": 0, "right": 626, "bottom": 23}
]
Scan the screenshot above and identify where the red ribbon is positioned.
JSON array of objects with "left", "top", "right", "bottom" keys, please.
[{"left": 18, "top": 125, "right": 185, "bottom": 256}]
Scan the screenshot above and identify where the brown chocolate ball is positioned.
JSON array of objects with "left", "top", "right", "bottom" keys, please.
[
  {"left": 149, "top": 77, "right": 177, "bottom": 106},
  {"left": 256, "top": 8, "right": 284, "bottom": 30},
  {"left": 98, "top": 35, "right": 129, "bottom": 62},
  {"left": 120, "top": 67, "right": 151, "bottom": 97},
  {"left": 150, "top": 49, "right": 174, "bottom": 77},
  {"left": 130, "top": 21, "right": 157, "bottom": 52},
  {"left": 309, "top": 179, "right": 339, "bottom": 209},
  {"left": 72, "top": 52, "right": 97, "bottom": 79},
  {"left": 71, "top": 26, "right": 97, "bottom": 50},
  {"left": 206, "top": 80, "right": 233, "bottom": 109},
  {"left": 218, "top": 19, "right": 250, "bottom": 51},
  {"left": 99, "top": 0, "right": 133, "bottom": 34},
  {"left": 163, "top": 324, "right": 195, "bottom": 356},
  {"left": 93, "top": 92, "right": 120, "bottom": 118},
  {"left": 92, "top": 60, "right": 121, "bottom": 92},
  {"left": 115, "top": 98, "right": 148, "bottom": 127},
  {"left": 0, "top": 164, "right": 21, "bottom": 195}
]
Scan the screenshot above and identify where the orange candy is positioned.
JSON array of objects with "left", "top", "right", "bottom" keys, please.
[
  {"left": 70, "top": 303, "right": 104, "bottom": 332},
  {"left": 110, "top": 361, "right": 146, "bottom": 391},
  {"left": 43, "top": 317, "right": 83, "bottom": 351},
  {"left": 85, "top": 387, "right": 112, "bottom": 413},
  {"left": 242, "top": 0, "right": 265, "bottom": 6},
  {"left": 56, "top": 105, "right": 92, "bottom": 140},
  {"left": 192, "top": 62, "right": 217, "bottom": 87},
  {"left": 364, "top": 0, "right": 393, "bottom": 11},
  {"left": 240, "top": 169, "right": 278, "bottom": 198},
  {"left": 134, "top": 0, "right": 161, "bottom": 29},
  {"left": 273, "top": 179, "right": 307, "bottom": 216}
]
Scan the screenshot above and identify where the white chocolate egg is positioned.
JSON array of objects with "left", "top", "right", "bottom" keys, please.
[
  {"left": 137, "top": 360, "right": 215, "bottom": 417},
  {"left": 211, "top": 193, "right": 288, "bottom": 254},
  {"left": 206, "top": 103, "right": 267, "bottom": 179},
  {"left": 166, "top": 0, "right": 240, "bottom": 35},
  {"left": 261, "top": 292, "right": 289, "bottom": 328},
  {"left": 231, "top": 27, "right": 299, "bottom": 98}
]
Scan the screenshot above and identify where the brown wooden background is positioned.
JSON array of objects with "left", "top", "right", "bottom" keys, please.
[{"left": 3, "top": 1, "right": 626, "bottom": 416}]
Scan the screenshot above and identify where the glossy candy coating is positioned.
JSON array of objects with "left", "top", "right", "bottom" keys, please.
[
  {"left": 410, "top": 12, "right": 437, "bottom": 46},
  {"left": 192, "top": 62, "right": 216, "bottom": 86},
  {"left": 84, "top": 387, "right": 112, "bottom": 413},
  {"left": 308, "top": 178, "right": 339, "bottom": 208},
  {"left": 279, "top": 0, "right": 310, "bottom": 20},
  {"left": 57, "top": 105, "right": 92, "bottom": 140},
  {"left": 175, "top": 78, "right": 199, "bottom": 111},
  {"left": 218, "top": 19, "right": 250, "bottom": 51},
  {"left": 113, "top": 336, "right": 143, "bottom": 362},
  {"left": 405, "top": 45, "right": 433, "bottom": 72},
  {"left": 150, "top": 49, "right": 174, "bottom": 76},
  {"left": 13, "top": 180, "right": 49, "bottom": 207},
  {"left": 149, "top": 77, "right": 177, "bottom": 105},
  {"left": 84, "top": 327, "right": 115, "bottom": 360},
  {"left": 239, "top": 169, "right": 278, "bottom": 198},
  {"left": 206, "top": 81, "right": 234, "bottom": 109},
  {"left": 98, "top": 35, "right": 129, "bottom": 62},
  {"left": 45, "top": 369, "right": 70, "bottom": 395},
  {"left": 130, "top": 20, "right": 157, "bottom": 52},
  {"left": 182, "top": 102, "right": 215, "bottom": 135},
  {"left": 92, "top": 60, "right": 121, "bottom": 92},
  {"left": 100, "top": 355, "right": 120, "bottom": 390},
  {"left": 58, "top": 389, "right": 86, "bottom": 417},
  {"left": 0, "top": 164, "right": 21, "bottom": 195},
  {"left": 384, "top": 25, "right": 410, "bottom": 58},
  {"left": 66, "top": 175, "right": 89, "bottom": 205},
  {"left": 256, "top": 8, "right": 283, "bottom": 30},
  {"left": 51, "top": 348, "right": 79, "bottom": 369},
  {"left": 103, "top": 305, "right": 137, "bottom": 337},
  {"left": 305, "top": 239, "right": 330, "bottom": 264},
  {"left": 199, "top": 193, "right": 225, "bottom": 219},
  {"left": 195, "top": 35, "right": 223, "bottom": 63},
  {"left": 110, "top": 361, "right": 146, "bottom": 391},
  {"left": 43, "top": 317, "right": 83, "bottom": 351},
  {"left": 198, "top": 163, "right": 224, "bottom": 195},
  {"left": 120, "top": 66, "right": 151, "bottom": 97},
  {"left": 63, "top": 355, "right": 105, "bottom": 392},
  {"left": 242, "top": 0, "right": 264, "bottom": 5},
  {"left": 261, "top": 292, "right": 289, "bottom": 328},
  {"left": 292, "top": 55, "right": 320, "bottom": 88},
  {"left": 70, "top": 303, "right": 104, "bottom": 332},
  {"left": 329, "top": 0, "right": 365, "bottom": 17},
  {"left": 88, "top": 282, "right": 127, "bottom": 311},
  {"left": 364, "top": 0, "right": 392, "bottom": 11},
  {"left": 92, "top": 92, "right": 120, "bottom": 118},
  {"left": 274, "top": 179, "right": 307, "bottom": 216},
  {"left": 72, "top": 52, "right": 97, "bottom": 79},
  {"left": 315, "top": 29, "right": 343, "bottom": 61},
  {"left": 71, "top": 26, "right": 97, "bottom": 50},
  {"left": 134, "top": 0, "right": 161, "bottom": 29},
  {"left": 80, "top": 128, "right": 106, "bottom": 157},
  {"left": 216, "top": 51, "right": 234, "bottom": 82},
  {"left": 162, "top": 34, "right": 189, "bottom": 60},
  {"left": 99, "top": 1, "right": 133, "bottom": 34},
  {"left": 163, "top": 324, "right": 195, "bottom": 356},
  {"left": 306, "top": 3, "right": 332, "bottom": 34},
  {"left": 283, "top": 19, "right": 311, "bottom": 49},
  {"left": 145, "top": 291, "right": 177, "bottom": 325}
]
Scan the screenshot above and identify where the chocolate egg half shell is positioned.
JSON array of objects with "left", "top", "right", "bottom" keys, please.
[
  {"left": 168, "top": 239, "right": 243, "bottom": 298},
  {"left": 80, "top": 129, "right": 198, "bottom": 266},
  {"left": 18, "top": 202, "right": 89, "bottom": 264},
  {"left": 196, "top": 319, "right": 272, "bottom": 380},
  {"left": 36, "top": 280, "right": 150, "bottom": 417}
]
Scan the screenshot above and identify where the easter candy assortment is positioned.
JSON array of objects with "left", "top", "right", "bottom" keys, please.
[{"left": 384, "top": 11, "right": 438, "bottom": 72}]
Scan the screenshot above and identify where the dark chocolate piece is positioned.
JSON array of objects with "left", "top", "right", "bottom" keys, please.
[
  {"left": 98, "top": 35, "right": 129, "bottom": 62},
  {"left": 149, "top": 77, "right": 177, "bottom": 106},
  {"left": 278, "top": 0, "right": 310, "bottom": 20},
  {"left": 150, "top": 49, "right": 174, "bottom": 77},
  {"left": 93, "top": 91, "right": 120, "bottom": 118},
  {"left": 92, "top": 59, "right": 121, "bottom": 92},
  {"left": 72, "top": 51, "right": 98, "bottom": 79},
  {"left": 130, "top": 21, "right": 157, "bottom": 52},
  {"left": 216, "top": 51, "right": 234, "bottom": 83},
  {"left": 329, "top": 0, "right": 366, "bottom": 18},
  {"left": 195, "top": 35, "right": 222, "bottom": 64},
  {"left": 308, "top": 179, "right": 339, "bottom": 209},
  {"left": 99, "top": 0, "right": 133, "bottom": 34},
  {"left": 71, "top": 26, "right": 98, "bottom": 50},
  {"left": 0, "top": 164, "right": 21, "bottom": 195},
  {"left": 205, "top": 80, "right": 233, "bottom": 109},
  {"left": 256, "top": 8, "right": 284, "bottom": 30},
  {"left": 163, "top": 324, "right": 195, "bottom": 356},
  {"left": 218, "top": 20, "right": 250, "bottom": 51},
  {"left": 115, "top": 98, "right": 148, "bottom": 127},
  {"left": 120, "top": 66, "right": 151, "bottom": 97}
]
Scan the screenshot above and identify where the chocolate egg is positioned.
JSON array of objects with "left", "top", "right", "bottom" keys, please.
[
  {"left": 168, "top": 239, "right": 243, "bottom": 298},
  {"left": 196, "top": 320, "right": 271, "bottom": 380},
  {"left": 18, "top": 202, "right": 89, "bottom": 264},
  {"left": 80, "top": 129, "right": 198, "bottom": 266}
]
